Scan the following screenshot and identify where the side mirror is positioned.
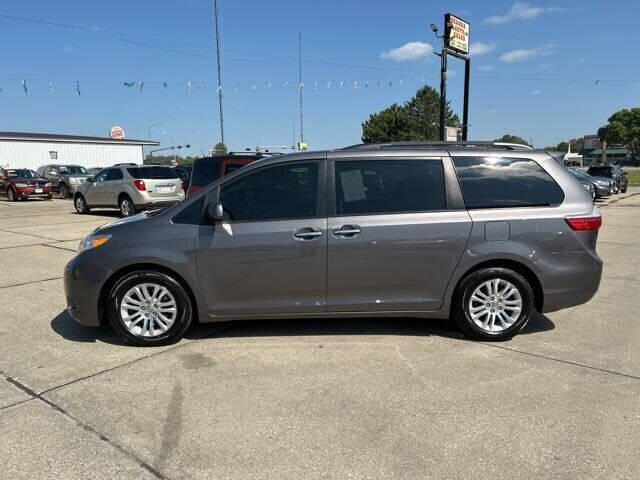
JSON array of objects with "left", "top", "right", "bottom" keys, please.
[
  {"left": 85, "top": 177, "right": 95, "bottom": 183},
  {"left": 206, "top": 201, "right": 225, "bottom": 222}
]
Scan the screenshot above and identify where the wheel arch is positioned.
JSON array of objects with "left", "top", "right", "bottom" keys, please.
[
  {"left": 452, "top": 259, "right": 544, "bottom": 312},
  {"left": 98, "top": 263, "right": 199, "bottom": 326}
]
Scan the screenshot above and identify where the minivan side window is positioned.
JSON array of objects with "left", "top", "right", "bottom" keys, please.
[
  {"left": 452, "top": 156, "right": 564, "bottom": 209},
  {"left": 219, "top": 162, "right": 319, "bottom": 222},
  {"left": 334, "top": 159, "right": 446, "bottom": 216}
]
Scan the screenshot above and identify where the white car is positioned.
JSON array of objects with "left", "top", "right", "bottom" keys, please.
[{"left": 74, "top": 164, "right": 185, "bottom": 217}]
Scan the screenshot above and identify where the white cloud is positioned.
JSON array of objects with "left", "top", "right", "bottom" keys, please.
[
  {"left": 478, "top": 64, "right": 495, "bottom": 72},
  {"left": 500, "top": 43, "right": 555, "bottom": 62},
  {"left": 469, "top": 42, "right": 496, "bottom": 56},
  {"left": 483, "top": 2, "right": 563, "bottom": 25},
  {"left": 380, "top": 41, "right": 433, "bottom": 61},
  {"left": 531, "top": 89, "right": 542, "bottom": 95}
]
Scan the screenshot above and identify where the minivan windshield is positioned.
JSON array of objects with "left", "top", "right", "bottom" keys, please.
[
  {"left": 58, "top": 166, "right": 89, "bottom": 174},
  {"left": 126, "top": 167, "right": 178, "bottom": 180}
]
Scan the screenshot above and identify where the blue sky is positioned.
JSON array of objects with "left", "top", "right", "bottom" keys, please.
[{"left": 1, "top": 0, "right": 639, "bottom": 154}]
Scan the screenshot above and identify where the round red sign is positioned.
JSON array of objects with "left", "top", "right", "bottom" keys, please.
[{"left": 110, "top": 126, "right": 125, "bottom": 140}]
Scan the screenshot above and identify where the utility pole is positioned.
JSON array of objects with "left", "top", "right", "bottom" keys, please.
[
  {"left": 439, "top": 40, "right": 447, "bottom": 142},
  {"left": 298, "top": 32, "right": 304, "bottom": 148},
  {"left": 213, "top": 0, "right": 225, "bottom": 146}
]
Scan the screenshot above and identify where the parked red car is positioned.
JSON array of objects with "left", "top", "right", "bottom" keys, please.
[
  {"left": 0, "top": 168, "right": 52, "bottom": 201},
  {"left": 186, "top": 154, "right": 265, "bottom": 197}
]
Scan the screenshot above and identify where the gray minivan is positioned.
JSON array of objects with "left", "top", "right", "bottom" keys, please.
[{"left": 64, "top": 142, "right": 603, "bottom": 346}]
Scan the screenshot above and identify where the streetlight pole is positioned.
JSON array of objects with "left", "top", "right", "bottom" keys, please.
[{"left": 213, "top": 0, "right": 225, "bottom": 146}]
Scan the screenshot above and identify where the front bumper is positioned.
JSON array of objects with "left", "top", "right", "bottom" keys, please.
[
  {"left": 536, "top": 250, "right": 603, "bottom": 313},
  {"left": 15, "top": 187, "right": 52, "bottom": 198},
  {"left": 64, "top": 253, "right": 113, "bottom": 326},
  {"left": 593, "top": 184, "right": 612, "bottom": 197}
]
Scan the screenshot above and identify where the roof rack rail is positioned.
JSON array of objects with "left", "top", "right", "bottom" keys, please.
[{"left": 342, "top": 141, "right": 534, "bottom": 151}]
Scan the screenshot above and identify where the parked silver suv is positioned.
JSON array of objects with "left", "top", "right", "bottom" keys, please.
[
  {"left": 64, "top": 142, "right": 603, "bottom": 346},
  {"left": 73, "top": 164, "right": 184, "bottom": 217}
]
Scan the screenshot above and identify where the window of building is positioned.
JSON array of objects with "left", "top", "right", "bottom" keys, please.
[
  {"left": 219, "top": 162, "right": 319, "bottom": 222},
  {"left": 49, "top": 151, "right": 58, "bottom": 160},
  {"left": 334, "top": 159, "right": 446, "bottom": 216},
  {"left": 452, "top": 156, "right": 564, "bottom": 209}
]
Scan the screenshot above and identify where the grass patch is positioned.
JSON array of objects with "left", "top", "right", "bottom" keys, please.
[{"left": 625, "top": 168, "right": 640, "bottom": 187}]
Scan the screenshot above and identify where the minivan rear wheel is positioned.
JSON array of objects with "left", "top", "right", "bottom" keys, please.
[
  {"left": 453, "top": 267, "right": 534, "bottom": 341},
  {"left": 119, "top": 195, "right": 136, "bottom": 217},
  {"left": 107, "top": 270, "right": 193, "bottom": 346}
]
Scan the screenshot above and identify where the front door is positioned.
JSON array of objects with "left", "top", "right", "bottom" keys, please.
[
  {"left": 85, "top": 168, "right": 109, "bottom": 204},
  {"left": 196, "top": 159, "right": 327, "bottom": 316},
  {"left": 327, "top": 156, "right": 472, "bottom": 312}
]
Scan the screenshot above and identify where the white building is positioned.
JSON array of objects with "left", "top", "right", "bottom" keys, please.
[{"left": 0, "top": 132, "right": 159, "bottom": 170}]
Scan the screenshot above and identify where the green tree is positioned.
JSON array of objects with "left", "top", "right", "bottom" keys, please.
[
  {"left": 543, "top": 137, "right": 585, "bottom": 152},
  {"left": 361, "top": 85, "right": 460, "bottom": 143},
  {"left": 494, "top": 134, "right": 531, "bottom": 147},
  {"left": 144, "top": 154, "right": 198, "bottom": 165},
  {"left": 598, "top": 108, "right": 640, "bottom": 160},
  {"left": 213, "top": 142, "right": 228, "bottom": 155}
]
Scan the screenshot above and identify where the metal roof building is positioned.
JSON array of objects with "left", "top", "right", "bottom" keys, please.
[{"left": 0, "top": 132, "right": 159, "bottom": 170}]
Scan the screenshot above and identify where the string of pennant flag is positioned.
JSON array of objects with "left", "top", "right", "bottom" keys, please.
[
  {"left": 1, "top": 75, "right": 625, "bottom": 96},
  {"left": 3, "top": 76, "right": 429, "bottom": 96}
]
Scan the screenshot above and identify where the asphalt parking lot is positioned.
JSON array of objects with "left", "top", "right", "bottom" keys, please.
[{"left": 1, "top": 193, "right": 639, "bottom": 480}]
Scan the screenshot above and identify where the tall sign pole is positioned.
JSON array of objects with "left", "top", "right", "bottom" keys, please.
[
  {"left": 298, "top": 32, "right": 304, "bottom": 148},
  {"left": 438, "top": 13, "right": 471, "bottom": 141},
  {"left": 213, "top": 0, "right": 225, "bottom": 145}
]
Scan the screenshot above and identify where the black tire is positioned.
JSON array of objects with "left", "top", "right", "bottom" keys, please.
[
  {"left": 119, "top": 195, "right": 136, "bottom": 217},
  {"left": 74, "top": 194, "right": 90, "bottom": 214},
  {"left": 622, "top": 187, "right": 627, "bottom": 193},
  {"left": 452, "top": 267, "right": 534, "bottom": 341},
  {"left": 6, "top": 187, "right": 17, "bottom": 202},
  {"left": 107, "top": 270, "right": 193, "bottom": 346},
  {"left": 59, "top": 183, "right": 70, "bottom": 199},
  {"left": 46, "top": 195, "right": 53, "bottom": 201}
]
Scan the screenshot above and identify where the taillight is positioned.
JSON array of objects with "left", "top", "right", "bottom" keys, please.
[
  {"left": 565, "top": 215, "right": 602, "bottom": 231},
  {"left": 133, "top": 180, "right": 146, "bottom": 191}
]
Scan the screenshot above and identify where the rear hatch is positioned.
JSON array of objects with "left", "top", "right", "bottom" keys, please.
[{"left": 126, "top": 166, "right": 181, "bottom": 198}]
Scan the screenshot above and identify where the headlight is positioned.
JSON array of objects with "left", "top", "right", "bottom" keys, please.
[
  {"left": 69, "top": 177, "right": 80, "bottom": 185},
  {"left": 44, "top": 182, "right": 51, "bottom": 187},
  {"left": 15, "top": 183, "right": 28, "bottom": 187},
  {"left": 596, "top": 180, "right": 607, "bottom": 186},
  {"left": 78, "top": 234, "right": 111, "bottom": 252}
]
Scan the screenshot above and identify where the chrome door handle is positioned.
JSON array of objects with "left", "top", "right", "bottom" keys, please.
[
  {"left": 294, "top": 228, "right": 323, "bottom": 240},
  {"left": 333, "top": 225, "right": 361, "bottom": 236}
]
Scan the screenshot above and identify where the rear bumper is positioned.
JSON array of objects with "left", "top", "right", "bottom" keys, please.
[
  {"left": 536, "top": 250, "right": 603, "bottom": 313},
  {"left": 64, "top": 253, "right": 113, "bottom": 326}
]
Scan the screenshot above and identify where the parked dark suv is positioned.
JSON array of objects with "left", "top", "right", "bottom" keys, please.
[
  {"left": 587, "top": 165, "right": 628, "bottom": 193},
  {"left": 65, "top": 142, "right": 603, "bottom": 346},
  {"left": 37, "top": 164, "right": 93, "bottom": 198}
]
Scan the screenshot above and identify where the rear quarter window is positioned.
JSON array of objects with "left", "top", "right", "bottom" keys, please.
[
  {"left": 453, "top": 156, "right": 564, "bottom": 209},
  {"left": 127, "top": 167, "right": 178, "bottom": 180}
]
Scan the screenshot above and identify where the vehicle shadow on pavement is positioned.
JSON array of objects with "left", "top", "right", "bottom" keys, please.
[{"left": 50, "top": 310, "right": 555, "bottom": 346}]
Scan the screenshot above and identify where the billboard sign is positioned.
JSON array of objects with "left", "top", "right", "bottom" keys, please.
[
  {"left": 110, "top": 125, "right": 125, "bottom": 140},
  {"left": 445, "top": 13, "right": 469, "bottom": 55}
]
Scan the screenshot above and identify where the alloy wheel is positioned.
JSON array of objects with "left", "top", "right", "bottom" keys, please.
[
  {"left": 75, "top": 196, "right": 85, "bottom": 212},
  {"left": 121, "top": 199, "right": 132, "bottom": 216},
  {"left": 468, "top": 278, "right": 522, "bottom": 333},
  {"left": 119, "top": 283, "right": 178, "bottom": 338}
]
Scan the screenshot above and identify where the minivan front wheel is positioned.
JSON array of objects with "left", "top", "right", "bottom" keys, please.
[
  {"left": 107, "top": 270, "right": 193, "bottom": 346},
  {"left": 453, "top": 267, "right": 534, "bottom": 341}
]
